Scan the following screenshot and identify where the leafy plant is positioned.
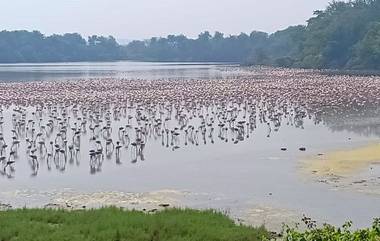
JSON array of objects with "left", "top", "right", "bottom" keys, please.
[{"left": 282, "top": 216, "right": 380, "bottom": 241}]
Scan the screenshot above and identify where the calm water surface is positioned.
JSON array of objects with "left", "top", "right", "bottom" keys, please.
[
  {"left": 0, "top": 62, "right": 236, "bottom": 82},
  {"left": 0, "top": 62, "right": 379, "bottom": 229}
]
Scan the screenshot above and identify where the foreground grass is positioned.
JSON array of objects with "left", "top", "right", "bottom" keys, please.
[
  {"left": 0, "top": 207, "right": 269, "bottom": 241},
  {"left": 1, "top": 207, "right": 379, "bottom": 241}
]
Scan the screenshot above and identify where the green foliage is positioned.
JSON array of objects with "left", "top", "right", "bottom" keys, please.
[
  {"left": 2, "top": 0, "right": 380, "bottom": 69},
  {"left": 123, "top": 0, "right": 380, "bottom": 70},
  {"left": 0, "top": 207, "right": 269, "bottom": 241},
  {"left": 298, "top": 0, "right": 380, "bottom": 69},
  {"left": 282, "top": 217, "right": 380, "bottom": 241},
  {"left": 349, "top": 22, "right": 380, "bottom": 69},
  {"left": 124, "top": 31, "right": 269, "bottom": 62},
  {"left": 0, "top": 31, "right": 124, "bottom": 63},
  {"left": 0, "top": 208, "right": 379, "bottom": 241}
]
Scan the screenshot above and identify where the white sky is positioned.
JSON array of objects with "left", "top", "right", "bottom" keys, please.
[{"left": 0, "top": 0, "right": 331, "bottom": 40}]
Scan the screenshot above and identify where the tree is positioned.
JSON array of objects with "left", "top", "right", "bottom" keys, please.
[
  {"left": 349, "top": 22, "right": 380, "bottom": 69},
  {"left": 0, "top": 31, "right": 124, "bottom": 63}
]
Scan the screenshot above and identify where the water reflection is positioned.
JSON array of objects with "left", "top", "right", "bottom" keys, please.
[
  {"left": 321, "top": 106, "right": 380, "bottom": 137},
  {"left": 0, "top": 62, "right": 234, "bottom": 82},
  {"left": 0, "top": 102, "right": 307, "bottom": 177},
  {"left": 0, "top": 67, "right": 379, "bottom": 178}
]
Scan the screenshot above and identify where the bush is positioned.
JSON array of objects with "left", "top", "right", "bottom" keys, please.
[{"left": 282, "top": 216, "right": 380, "bottom": 241}]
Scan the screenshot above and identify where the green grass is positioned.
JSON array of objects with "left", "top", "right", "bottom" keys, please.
[{"left": 0, "top": 207, "right": 269, "bottom": 241}]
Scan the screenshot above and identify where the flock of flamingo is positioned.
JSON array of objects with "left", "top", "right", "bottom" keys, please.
[{"left": 0, "top": 67, "right": 379, "bottom": 178}]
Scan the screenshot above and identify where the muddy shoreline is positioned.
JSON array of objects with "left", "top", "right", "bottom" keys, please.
[
  {"left": 300, "top": 141, "right": 380, "bottom": 195},
  {"left": 0, "top": 188, "right": 303, "bottom": 232}
]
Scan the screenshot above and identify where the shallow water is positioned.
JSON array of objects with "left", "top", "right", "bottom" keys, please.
[
  {"left": 0, "top": 62, "right": 236, "bottom": 82},
  {"left": 0, "top": 64, "right": 379, "bottom": 230},
  {"left": 1, "top": 105, "right": 379, "bottom": 229}
]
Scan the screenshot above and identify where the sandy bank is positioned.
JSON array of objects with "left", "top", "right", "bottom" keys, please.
[{"left": 304, "top": 142, "right": 380, "bottom": 177}]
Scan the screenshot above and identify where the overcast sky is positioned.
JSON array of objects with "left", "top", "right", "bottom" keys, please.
[{"left": 0, "top": 0, "right": 331, "bottom": 41}]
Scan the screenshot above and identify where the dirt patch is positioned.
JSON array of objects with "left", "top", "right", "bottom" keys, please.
[
  {"left": 238, "top": 205, "right": 304, "bottom": 232},
  {"left": 300, "top": 142, "right": 380, "bottom": 195},
  {"left": 303, "top": 142, "right": 380, "bottom": 177}
]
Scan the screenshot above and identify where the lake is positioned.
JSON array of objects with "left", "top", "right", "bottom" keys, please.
[
  {"left": 0, "top": 62, "right": 379, "bottom": 231},
  {"left": 0, "top": 62, "right": 237, "bottom": 82}
]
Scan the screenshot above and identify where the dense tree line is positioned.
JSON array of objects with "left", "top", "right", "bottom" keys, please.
[
  {"left": 124, "top": 0, "right": 380, "bottom": 70},
  {"left": 0, "top": 31, "right": 123, "bottom": 62},
  {"left": 1, "top": 0, "right": 380, "bottom": 69},
  {"left": 298, "top": 0, "right": 380, "bottom": 69},
  {"left": 124, "top": 31, "right": 268, "bottom": 62}
]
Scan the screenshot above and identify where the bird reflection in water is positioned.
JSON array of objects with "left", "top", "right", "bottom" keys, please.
[{"left": 0, "top": 68, "right": 380, "bottom": 177}]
